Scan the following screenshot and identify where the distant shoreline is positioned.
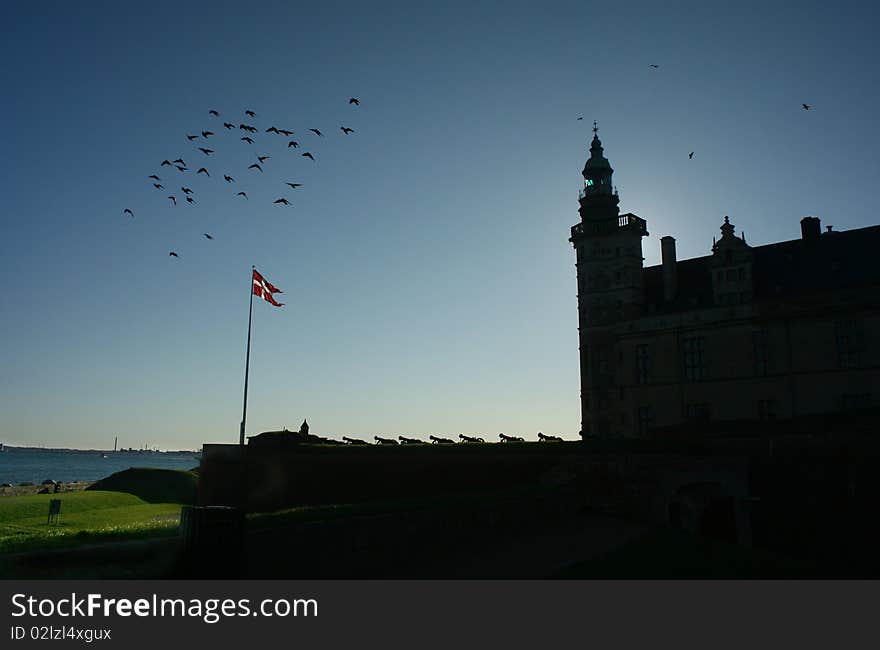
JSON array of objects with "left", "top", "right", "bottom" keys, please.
[{"left": 1, "top": 446, "right": 200, "bottom": 455}]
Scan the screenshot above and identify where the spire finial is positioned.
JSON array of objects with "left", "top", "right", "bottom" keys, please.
[{"left": 592, "top": 120, "right": 598, "bottom": 136}]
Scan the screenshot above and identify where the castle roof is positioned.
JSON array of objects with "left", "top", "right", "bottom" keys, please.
[{"left": 643, "top": 224, "right": 880, "bottom": 312}]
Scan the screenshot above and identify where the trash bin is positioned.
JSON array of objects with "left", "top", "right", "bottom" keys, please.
[{"left": 179, "top": 505, "right": 245, "bottom": 577}]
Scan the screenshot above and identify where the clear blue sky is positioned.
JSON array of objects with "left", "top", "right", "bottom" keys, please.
[{"left": 2, "top": 0, "right": 878, "bottom": 449}]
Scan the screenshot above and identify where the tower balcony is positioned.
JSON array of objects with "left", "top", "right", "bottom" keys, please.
[{"left": 570, "top": 213, "right": 648, "bottom": 242}]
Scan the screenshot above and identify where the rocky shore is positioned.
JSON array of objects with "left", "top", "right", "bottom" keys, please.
[{"left": 0, "top": 481, "right": 94, "bottom": 497}]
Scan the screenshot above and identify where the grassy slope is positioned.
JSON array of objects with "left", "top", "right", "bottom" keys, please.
[
  {"left": 247, "top": 484, "right": 560, "bottom": 529},
  {"left": 0, "top": 485, "right": 187, "bottom": 555},
  {"left": 87, "top": 467, "right": 198, "bottom": 504},
  {"left": 0, "top": 468, "right": 198, "bottom": 556}
]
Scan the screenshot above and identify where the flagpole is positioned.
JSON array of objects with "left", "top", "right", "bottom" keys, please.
[{"left": 239, "top": 266, "right": 255, "bottom": 446}]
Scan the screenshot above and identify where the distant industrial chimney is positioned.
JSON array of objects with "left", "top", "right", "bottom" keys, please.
[
  {"left": 661, "top": 236, "right": 677, "bottom": 302},
  {"left": 801, "top": 216, "right": 821, "bottom": 241}
]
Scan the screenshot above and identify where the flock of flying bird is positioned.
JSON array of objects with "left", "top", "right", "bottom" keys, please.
[
  {"left": 122, "top": 98, "right": 362, "bottom": 258},
  {"left": 125, "top": 68, "right": 812, "bottom": 260}
]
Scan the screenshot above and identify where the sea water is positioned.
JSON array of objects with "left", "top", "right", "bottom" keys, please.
[{"left": 0, "top": 447, "right": 201, "bottom": 485}]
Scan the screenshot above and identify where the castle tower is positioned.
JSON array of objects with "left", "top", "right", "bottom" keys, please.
[{"left": 569, "top": 124, "right": 648, "bottom": 437}]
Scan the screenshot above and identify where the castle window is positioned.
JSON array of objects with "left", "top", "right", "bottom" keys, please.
[
  {"left": 738, "top": 268, "right": 746, "bottom": 280},
  {"left": 835, "top": 319, "right": 863, "bottom": 368},
  {"left": 752, "top": 330, "right": 769, "bottom": 376},
  {"left": 684, "top": 403, "right": 710, "bottom": 421},
  {"left": 598, "top": 348, "right": 608, "bottom": 373},
  {"left": 635, "top": 344, "right": 651, "bottom": 384},
  {"left": 682, "top": 336, "right": 706, "bottom": 382},
  {"left": 757, "top": 399, "right": 777, "bottom": 420},
  {"left": 637, "top": 406, "right": 654, "bottom": 437},
  {"left": 726, "top": 269, "right": 736, "bottom": 281},
  {"left": 837, "top": 393, "right": 871, "bottom": 411}
]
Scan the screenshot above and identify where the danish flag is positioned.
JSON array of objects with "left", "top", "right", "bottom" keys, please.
[{"left": 252, "top": 268, "right": 284, "bottom": 307}]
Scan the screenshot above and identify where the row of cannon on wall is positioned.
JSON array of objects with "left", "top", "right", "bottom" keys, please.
[{"left": 338, "top": 432, "right": 566, "bottom": 445}]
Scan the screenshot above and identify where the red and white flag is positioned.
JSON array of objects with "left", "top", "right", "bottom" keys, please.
[{"left": 252, "top": 269, "right": 284, "bottom": 307}]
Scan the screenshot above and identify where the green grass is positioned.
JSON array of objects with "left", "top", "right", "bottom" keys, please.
[
  {"left": 87, "top": 467, "right": 198, "bottom": 504},
  {"left": 0, "top": 490, "right": 182, "bottom": 554},
  {"left": 553, "top": 527, "right": 809, "bottom": 578},
  {"left": 248, "top": 484, "right": 561, "bottom": 529}
]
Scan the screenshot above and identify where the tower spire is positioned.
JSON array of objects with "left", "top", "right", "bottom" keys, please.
[{"left": 582, "top": 121, "right": 614, "bottom": 197}]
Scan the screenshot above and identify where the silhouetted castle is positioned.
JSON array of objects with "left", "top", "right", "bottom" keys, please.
[{"left": 570, "top": 124, "right": 879, "bottom": 438}]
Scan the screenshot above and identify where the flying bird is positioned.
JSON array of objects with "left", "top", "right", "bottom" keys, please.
[
  {"left": 248, "top": 163, "right": 262, "bottom": 172},
  {"left": 173, "top": 158, "right": 186, "bottom": 165},
  {"left": 689, "top": 152, "right": 694, "bottom": 159},
  {"left": 123, "top": 208, "right": 134, "bottom": 217},
  {"left": 245, "top": 125, "right": 257, "bottom": 133},
  {"left": 278, "top": 129, "right": 294, "bottom": 136},
  {"left": 181, "top": 187, "right": 193, "bottom": 194},
  {"left": 349, "top": 98, "right": 359, "bottom": 105},
  {"left": 286, "top": 182, "right": 302, "bottom": 188},
  {"left": 257, "top": 155, "right": 270, "bottom": 163},
  {"left": 309, "top": 128, "right": 322, "bottom": 136},
  {"left": 245, "top": 110, "right": 256, "bottom": 117},
  {"left": 223, "top": 122, "right": 235, "bottom": 129},
  {"left": 802, "top": 103, "right": 811, "bottom": 110},
  {"left": 224, "top": 174, "right": 235, "bottom": 183},
  {"left": 186, "top": 196, "right": 196, "bottom": 204},
  {"left": 237, "top": 191, "right": 248, "bottom": 199},
  {"left": 198, "top": 148, "right": 214, "bottom": 155},
  {"left": 175, "top": 165, "right": 187, "bottom": 172},
  {"left": 153, "top": 183, "right": 163, "bottom": 189},
  {"left": 209, "top": 110, "right": 219, "bottom": 116},
  {"left": 288, "top": 140, "right": 299, "bottom": 148},
  {"left": 168, "top": 196, "right": 177, "bottom": 205},
  {"left": 649, "top": 64, "right": 659, "bottom": 68},
  {"left": 148, "top": 174, "right": 160, "bottom": 180},
  {"left": 577, "top": 116, "right": 583, "bottom": 120},
  {"left": 340, "top": 127, "right": 354, "bottom": 134},
  {"left": 161, "top": 160, "right": 172, "bottom": 167},
  {"left": 169, "top": 251, "right": 178, "bottom": 257},
  {"left": 301, "top": 152, "right": 314, "bottom": 160},
  {"left": 241, "top": 136, "right": 254, "bottom": 144},
  {"left": 266, "top": 126, "right": 279, "bottom": 134},
  {"left": 187, "top": 134, "right": 199, "bottom": 141},
  {"left": 201, "top": 130, "right": 214, "bottom": 138},
  {"left": 274, "top": 198, "right": 290, "bottom": 205},
  {"left": 204, "top": 233, "right": 213, "bottom": 240},
  {"left": 197, "top": 168, "right": 209, "bottom": 176}
]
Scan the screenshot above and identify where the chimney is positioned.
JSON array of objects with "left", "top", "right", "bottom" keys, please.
[
  {"left": 661, "top": 236, "right": 677, "bottom": 302},
  {"left": 801, "top": 216, "right": 821, "bottom": 241}
]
